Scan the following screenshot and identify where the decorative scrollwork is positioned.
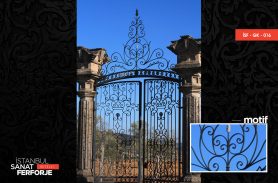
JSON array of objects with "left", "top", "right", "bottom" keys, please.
[
  {"left": 94, "top": 10, "right": 182, "bottom": 183},
  {"left": 144, "top": 80, "right": 181, "bottom": 180},
  {"left": 102, "top": 10, "right": 170, "bottom": 75},
  {"left": 94, "top": 81, "right": 140, "bottom": 180},
  {"left": 191, "top": 124, "right": 267, "bottom": 172}
]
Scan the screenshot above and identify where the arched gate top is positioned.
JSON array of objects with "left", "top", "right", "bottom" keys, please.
[{"left": 100, "top": 9, "right": 179, "bottom": 83}]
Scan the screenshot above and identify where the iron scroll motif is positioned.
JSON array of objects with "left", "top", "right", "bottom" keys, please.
[
  {"left": 94, "top": 9, "right": 182, "bottom": 182},
  {"left": 102, "top": 9, "right": 171, "bottom": 75},
  {"left": 144, "top": 80, "right": 181, "bottom": 181},
  {"left": 94, "top": 81, "right": 140, "bottom": 182},
  {"left": 191, "top": 124, "right": 267, "bottom": 172}
]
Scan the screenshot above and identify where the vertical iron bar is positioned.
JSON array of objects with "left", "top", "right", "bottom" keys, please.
[
  {"left": 178, "top": 81, "right": 182, "bottom": 180},
  {"left": 143, "top": 80, "right": 146, "bottom": 183},
  {"left": 138, "top": 81, "right": 143, "bottom": 183},
  {"left": 226, "top": 124, "right": 231, "bottom": 171},
  {"left": 135, "top": 10, "right": 138, "bottom": 70}
]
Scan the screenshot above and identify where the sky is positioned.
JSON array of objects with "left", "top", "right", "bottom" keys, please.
[{"left": 77, "top": 0, "right": 201, "bottom": 64}]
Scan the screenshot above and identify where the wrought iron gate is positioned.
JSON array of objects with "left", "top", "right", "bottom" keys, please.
[
  {"left": 95, "top": 81, "right": 141, "bottom": 183},
  {"left": 143, "top": 79, "right": 181, "bottom": 183},
  {"left": 94, "top": 10, "right": 182, "bottom": 183}
]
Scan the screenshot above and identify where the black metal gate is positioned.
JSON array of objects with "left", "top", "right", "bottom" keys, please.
[
  {"left": 94, "top": 10, "right": 182, "bottom": 183},
  {"left": 94, "top": 81, "right": 141, "bottom": 183},
  {"left": 143, "top": 79, "right": 181, "bottom": 183}
]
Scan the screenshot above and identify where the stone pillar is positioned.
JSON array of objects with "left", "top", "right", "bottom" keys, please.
[
  {"left": 77, "top": 47, "right": 108, "bottom": 183},
  {"left": 168, "top": 36, "right": 201, "bottom": 183}
]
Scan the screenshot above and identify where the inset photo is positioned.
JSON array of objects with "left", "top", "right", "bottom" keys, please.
[{"left": 190, "top": 123, "right": 267, "bottom": 173}]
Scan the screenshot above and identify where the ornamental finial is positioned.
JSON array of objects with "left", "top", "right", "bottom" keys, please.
[{"left": 101, "top": 9, "right": 170, "bottom": 75}]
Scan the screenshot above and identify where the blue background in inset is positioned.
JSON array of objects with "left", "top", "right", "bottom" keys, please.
[{"left": 191, "top": 124, "right": 267, "bottom": 172}]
